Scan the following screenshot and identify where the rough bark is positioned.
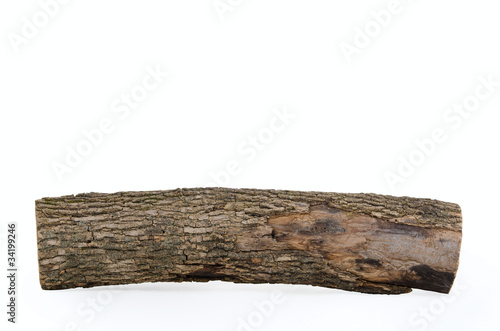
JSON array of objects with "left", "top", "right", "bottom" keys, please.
[{"left": 35, "top": 188, "right": 462, "bottom": 294}]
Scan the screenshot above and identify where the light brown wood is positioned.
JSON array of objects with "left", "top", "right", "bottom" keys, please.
[{"left": 35, "top": 188, "right": 462, "bottom": 294}]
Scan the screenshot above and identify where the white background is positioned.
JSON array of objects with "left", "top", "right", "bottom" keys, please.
[{"left": 1, "top": 1, "right": 499, "bottom": 330}]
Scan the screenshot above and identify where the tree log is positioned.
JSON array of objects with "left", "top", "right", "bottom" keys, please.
[{"left": 35, "top": 188, "right": 462, "bottom": 294}]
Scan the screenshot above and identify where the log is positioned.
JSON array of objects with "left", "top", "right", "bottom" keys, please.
[{"left": 35, "top": 188, "right": 462, "bottom": 294}]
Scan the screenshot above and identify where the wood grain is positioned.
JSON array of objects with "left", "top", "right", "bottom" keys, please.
[{"left": 35, "top": 188, "right": 462, "bottom": 294}]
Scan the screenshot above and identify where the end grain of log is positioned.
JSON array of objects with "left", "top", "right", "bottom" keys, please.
[{"left": 35, "top": 188, "right": 462, "bottom": 294}]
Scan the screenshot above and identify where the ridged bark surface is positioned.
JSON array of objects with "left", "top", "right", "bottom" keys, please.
[{"left": 35, "top": 188, "right": 462, "bottom": 294}]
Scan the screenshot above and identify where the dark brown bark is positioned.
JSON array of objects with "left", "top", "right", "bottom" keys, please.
[{"left": 35, "top": 188, "right": 462, "bottom": 294}]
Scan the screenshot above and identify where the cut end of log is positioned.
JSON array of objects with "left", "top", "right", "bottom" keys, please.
[{"left": 35, "top": 188, "right": 462, "bottom": 294}]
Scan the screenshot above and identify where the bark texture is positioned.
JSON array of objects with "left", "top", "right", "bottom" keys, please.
[{"left": 35, "top": 188, "right": 462, "bottom": 294}]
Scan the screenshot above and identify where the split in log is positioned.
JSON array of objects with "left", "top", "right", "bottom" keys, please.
[{"left": 35, "top": 188, "right": 462, "bottom": 294}]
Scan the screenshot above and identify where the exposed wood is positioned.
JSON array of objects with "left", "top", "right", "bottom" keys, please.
[{"left": 35, "top": 188, "right": 462, "bottom": 294}]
